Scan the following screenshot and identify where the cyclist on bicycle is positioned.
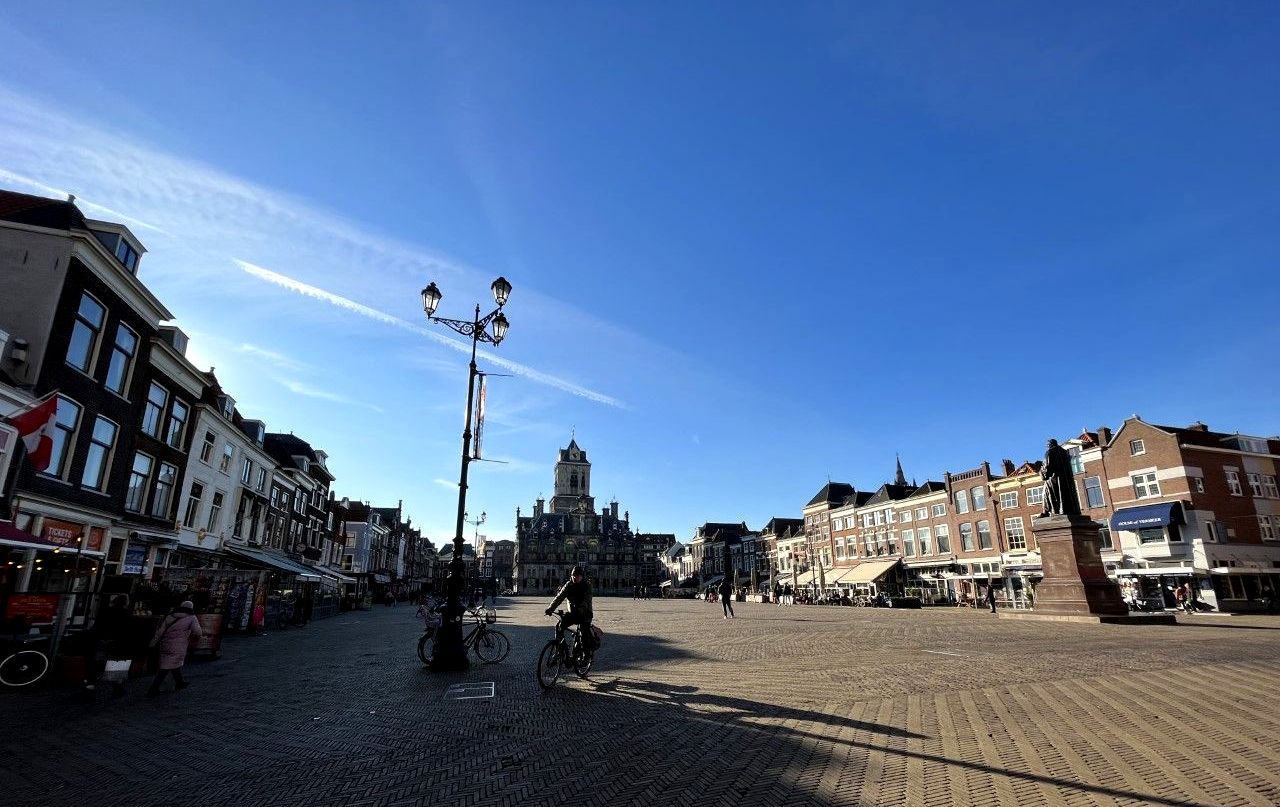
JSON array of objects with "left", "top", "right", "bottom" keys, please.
[{"left": 545, "top": 565, "right": 596, "bottom": 653}]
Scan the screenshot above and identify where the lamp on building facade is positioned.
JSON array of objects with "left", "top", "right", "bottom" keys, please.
[{"left": 420, "top": 276, "right": 511, "bottom": 671}]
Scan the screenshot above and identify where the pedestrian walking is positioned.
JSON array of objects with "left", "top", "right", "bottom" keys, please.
[
  {"left": 1174, "top": 583, "right": 1188, "bottom": 612},
  {"left": 719, "top": 578, "right": 735, "bottom": 619},
  {"left": 784, "top": 583, "right": 793, "bottom": 606},
  {"left": 772, "top": 583, "right": 781, "bottom": 605},
  {"left": 147, "top": 600, "right": 203, "bottom": 696},
  {"left": 83, "top": 594, "right": 133, "bottom": 700},
  {"left": 986, "top": 585, "right": 998, "bottom": 614}
]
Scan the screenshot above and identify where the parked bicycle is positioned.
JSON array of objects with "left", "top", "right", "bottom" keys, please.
[
  {"left": 0, "top": 633, "right": 52, "bottom": 688},
  {"left": 417, "top": 603, "right": 510, "bottom": 665},
  {"left": 536, "top": 610, "right": 593, "bottom": 689}
]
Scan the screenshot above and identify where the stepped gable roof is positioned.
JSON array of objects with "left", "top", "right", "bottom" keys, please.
[
  {"left": 0, "top": 190, "right": 88, "bottom": 230},
  {"left": 907, "top": 481, "right": 946, "bottom": 498},
  {"left": 805, "top": 482, "right": 856, "bottom": 508}
]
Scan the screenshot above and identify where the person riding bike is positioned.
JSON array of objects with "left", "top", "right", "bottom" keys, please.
[{"left": 545, "top": 565, "right": 597, "bottom": 654}]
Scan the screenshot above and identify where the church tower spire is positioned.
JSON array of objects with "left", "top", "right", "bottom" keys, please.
[
  {"left": 550, "top": 438, "right": 594, "bottom": 514},
  {"left": 894, "top": 454, "right": 908, "bottom": 487}
]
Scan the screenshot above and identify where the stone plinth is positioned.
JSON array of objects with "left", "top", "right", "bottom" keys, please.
[{"left": 1000, "top": 514, "right": 1175, "bottom": 625}]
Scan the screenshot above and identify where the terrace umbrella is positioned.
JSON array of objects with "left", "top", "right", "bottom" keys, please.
[
  {"left": 750, "top": 567, "right": 758, "bottom": 593},
  {"left": 818, "top": 562, "right": 826, "bottom": 591}
]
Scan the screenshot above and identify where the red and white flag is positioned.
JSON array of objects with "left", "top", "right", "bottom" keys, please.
[{"left": 5, "top": 395, "right": 59, "bottom": 473}]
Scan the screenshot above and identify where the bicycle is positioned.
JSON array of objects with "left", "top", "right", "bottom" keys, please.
[
  {"left": 0, "top": 634, "right": 52, "bottom": 688},
  {"left": 536, "top": 610, "right": 593, "bottom": 689},
  {"left": 417, "top": 604, "right": 510, "bottom": 665}
]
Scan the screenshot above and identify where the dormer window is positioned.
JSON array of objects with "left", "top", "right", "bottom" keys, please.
[{"left": 115, "top": 239, "right": 139, "bottom": 272}]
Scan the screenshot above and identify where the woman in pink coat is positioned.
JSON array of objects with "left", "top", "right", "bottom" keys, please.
[{"left": 147, "top": 600, "right": 203, "bottom": 696}]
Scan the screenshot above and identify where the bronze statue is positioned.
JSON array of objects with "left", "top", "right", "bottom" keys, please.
[{"left": 1040, "top": 439, "right": 1081, "bottom": 517}]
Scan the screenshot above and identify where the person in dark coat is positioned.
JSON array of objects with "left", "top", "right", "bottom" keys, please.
[
  {"left": 546, "top": 566, "right": 596, "bottom": 652},
  {"left": 84, "top": 594, "right": 133, "bottom": 699},
  {"left": 718, "top": 578, "right": 735, "bottom": 619},
  {"left": 986, "top": 585, "right": 998, "bottom": 614}
]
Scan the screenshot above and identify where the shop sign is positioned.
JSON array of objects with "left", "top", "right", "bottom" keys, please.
[
  {"left": 123, "top": 544, "right": 147, "bottom": 575},
  {"left": 4, "top": 593, "right": 60, "bottom": 624},
  {"left": 40, "top": 519, "right": 104, "bottom": 551}
]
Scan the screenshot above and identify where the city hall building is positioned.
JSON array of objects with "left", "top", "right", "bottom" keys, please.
[{"left": 514, "top": 439, "right": 673, "bottom": 595}]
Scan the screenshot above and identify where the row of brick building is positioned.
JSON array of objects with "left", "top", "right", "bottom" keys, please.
[
  {"left": 0, "top": 189, "right": 441, "bottom": 632},
  {"left": 665, "top": 421, "right": 1279, "bottom": 612}
]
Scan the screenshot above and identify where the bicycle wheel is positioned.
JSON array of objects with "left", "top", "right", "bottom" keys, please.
[
  {"left": 417, "top": 630, "right": 435, "bottom": 665},
  {"left": 536, "top": 640, "right": 563, "bottom": 689},
  {"left": 0, "top": 650, "right": 50, "bottom": 687},
  {"left": 474, "top": 629, "right": 509, "bottom": 664},
  {"left": 572, "top": 635, "right": 593, "bottom": 678}
]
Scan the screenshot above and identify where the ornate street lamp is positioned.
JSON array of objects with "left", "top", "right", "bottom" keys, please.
[{"left": 421, "top": 276, "right": 511, "bottom": 671}]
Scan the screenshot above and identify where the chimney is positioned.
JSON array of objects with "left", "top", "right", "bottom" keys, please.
[
  {"left": 535, "top": 498, "right": 544, "bottom": 517},
  {"left": 981, "top": 460, "right": 991, "bottom": 478},
  {"left": 1187, "top": 422, "right": 1209, "bottom": 433},
  {"left": 610, "top": 501, "right": 619, "bottom": 518},
  {"left": 1097, "top": 426, "right": 1113, "bottom": 445},
  {"left": 1001, "top": 459, "right": 1016, "bottom": 476}
]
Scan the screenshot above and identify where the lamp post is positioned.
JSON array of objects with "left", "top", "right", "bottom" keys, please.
[{"left": 421, "top": 276, "right": 511, "bottom": 671}]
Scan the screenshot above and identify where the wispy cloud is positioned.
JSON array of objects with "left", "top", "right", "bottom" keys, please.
[
  {"left": 432, "top": 478, "right": 457, "bottom": 490},
  {"left": 277, "top": 379, "right": 384, "bottom": 413},
  {"left": 238, "top": 343, "right": 312, "bottom": 374},
  {"left": 237, "top": 259, "right": 626, "bottom": 408}
]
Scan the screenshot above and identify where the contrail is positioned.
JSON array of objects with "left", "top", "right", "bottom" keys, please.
[{"left": 235, "top": 259, "right": 626, "bottom": 409}]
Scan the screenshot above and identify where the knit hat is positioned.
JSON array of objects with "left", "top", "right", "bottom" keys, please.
[{"left": 180, "top": 600, "right": 195, "bottom": 610}]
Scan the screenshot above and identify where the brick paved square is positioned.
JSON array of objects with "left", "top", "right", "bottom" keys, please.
[{"left": 3, "top": 598, "right": 1279, "bottom": 807}]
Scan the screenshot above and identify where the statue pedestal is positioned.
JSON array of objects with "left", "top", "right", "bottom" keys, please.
[{"left": 1000, "top": 514, "right": 1175, "bottom": 625}]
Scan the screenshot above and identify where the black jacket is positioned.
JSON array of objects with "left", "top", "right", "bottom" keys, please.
[{"left": 549, "top": 578, "right": 593, "bottom": 618}]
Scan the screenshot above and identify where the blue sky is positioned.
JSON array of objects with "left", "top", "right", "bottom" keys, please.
[{"left": 2, "top": 3, "right": 1278, "bottom": 546}]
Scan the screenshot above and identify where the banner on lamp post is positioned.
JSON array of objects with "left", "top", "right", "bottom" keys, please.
[{"left": 472, "top": 374, "right": 487, "bottom": 460}]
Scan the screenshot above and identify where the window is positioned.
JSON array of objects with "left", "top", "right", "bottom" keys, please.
[
  {"left": 1069, "top": 446, "right": 1083, "bottom": 474},
  {"left": 959, "top": 523, "right": 975, "bottom": 552},
  {"left": 916, "top": 507, "right": 928, "bottom": 520},
  {"left": 1132, "top": 472, "right": 1161, "bottom": 499},
  {"left": 1265, "top": 476, "right": 1279, "bottom": 498},
  {"left": 44, "top": 396, "right": 82, "bottom": 479},
  {"left": 998, "top": 491, "right": 1018, "bottom": 509},
  {"left": 864, "top": 536, "right": 874, "bottom": 555},
  {"left": 971, "top": 487, "right": 986, "bottom": 510},
  {"left": 977, "top": 520, "right": 994, "bottom": 550},
  {"left": 935, "top": 524, "right": 951, "bottom": 554},
  {"left": 125, "top": 453, "right": 153, "bottom": 512},
  {"left": 931, "top": 504, "right": 946, "bottom": 518},
  {"left": 901, "top": 510, "right": 912, "bottom": 523},
  {"left": 165, "top": 400, "right": 189, "bottom": 448},
  {"left": 1084, "top": 476, "right": 1105, "bottom": 508},
  {"left": 1004, "top": 518, "right": 1026, "bottom": 551},
  {"left": 1225, "top": 470, "right": 1242, "bottom": 496},
  {"left": 65, "top": 293, "right": 105, "bottom": 373},
  {"left": 902, "top": 529, "right": 915, "bottom": 557},
  {"left": 104, "top": 324, "right": 138, "bottom": 395},
  {"left": 1130, "top": 439, "right": 1145, "bottom": 456},
  {"left": 917, "top": 526, "right": 932, "bottom": 555},
  {"left": 207, "top": 491, "right": 224, "bottom": 532},
  {"left": 114, "top": 238, "right": 139, "bottom": 272},
  {"left": 1259, "top": 515, "right": 1276, "bottom": 542},
  {"left": 954, "top": 490, "right": 970, "bottom": 514},
  {"left": 834, "top": 538, "right": 846, "bottom": 560},
  {"left": 874, "top": 511, "right": 885, "bottom": 526},
  {"left": 1137, "top": 527, "right": 1165, "bottom": 544},
  {"left": 1191, "top": 476, "right": 1205, "bottom": 494},
  {"left": 1026, "top": 486, "right": 1044, "bottom": 507},
  {"left": 200, "top": 431, "right": 216, "bottom": 463},
  {"left": 142, "top": 383, "right": 167, "bottom": 438},
  {"left": 152, "top": 463, "right": 177, "bottom": 519},
  {"left": 80, "top": 417, "right": 117, "bottom": 491},
  {"left": 1098, "top": 527, "right": 1113, "bottom": 550},
  {"left": 1248, "top": 473, "right": 1264, "bottom": 497},
  {"left": 183, "top": 482, "right": 204, "bottom": 528},
  {"left": 294, "top": 490, "right": 305, "bottom": 513},
  {"left": 254, "top": 467, "right": 267, "bottom": 493},
  {"left": 219, "top": 442, "right": 234, "bottom": 473},
  {"left": 241, "top": 458, "right": 253, "bottom": 485}
]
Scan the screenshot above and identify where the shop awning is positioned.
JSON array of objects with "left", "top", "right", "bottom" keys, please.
[
  {"left": 1111, "top": 501, "right": 1184, "bottom": 532},
  {"left": 225, "top": 546, "right": 324, "bottom": 581},
  {"left": 701, "top": 575, "right": 723, "bottom": 590},
  {"left": 794, "top": 570, "right": 816, "bottom": 586},
  {"left": 0, "top": 521, "right": 56, "bottom": 551},
  {"left": 659, "top": 580, "right": 673, "bottom": 587},
  {"left": 843, "top": 559, "right": 901, "bottom": 584},
  {"left": 1114, "top": 566, "right": 1195, "bottom": 577}
]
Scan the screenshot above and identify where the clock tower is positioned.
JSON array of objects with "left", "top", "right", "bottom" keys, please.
[{"left": 550, "top": 438, "right": 593, "bottom": 514}]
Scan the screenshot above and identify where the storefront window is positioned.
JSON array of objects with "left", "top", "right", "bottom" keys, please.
[{"left": 1137, "top": 527, "right": 1165, "bottom": 544}]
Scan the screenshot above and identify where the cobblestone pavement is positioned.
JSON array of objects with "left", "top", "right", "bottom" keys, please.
[{"left": 3, "top": 599, "right": 1280, "bottom": 807}]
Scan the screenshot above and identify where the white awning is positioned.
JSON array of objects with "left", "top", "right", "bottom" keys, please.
[
  {"left": 1114, "top": 567, "right": 1196, "bottom": 577},
  {"left": 843, "top": 559, "right": 900, "bottom": 584}
]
